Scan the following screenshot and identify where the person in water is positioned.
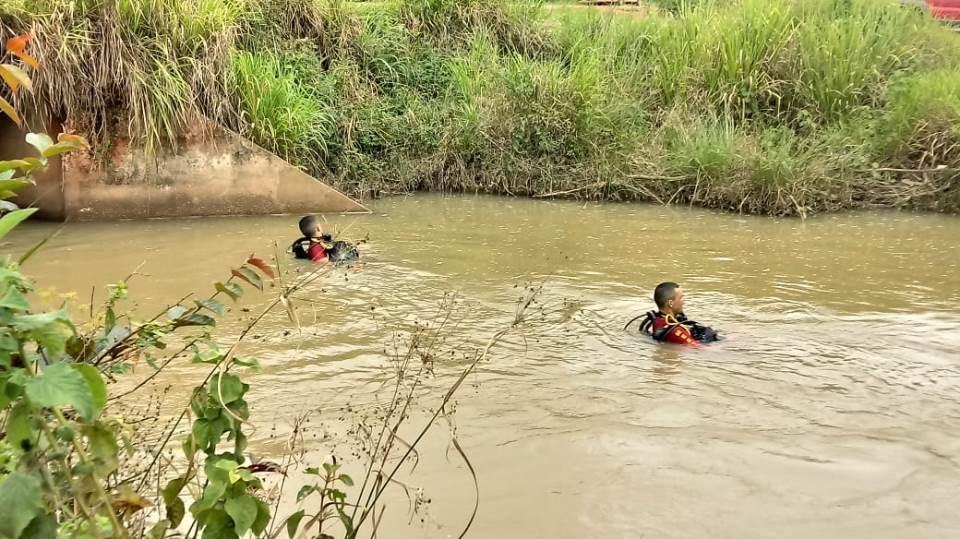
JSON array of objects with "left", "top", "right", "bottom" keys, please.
[
  {"left": 290, "top": 214, "right": 360, "bottom": 263},
  {"left": 631, "top": 282, "right": 719, "bottom": 346}
]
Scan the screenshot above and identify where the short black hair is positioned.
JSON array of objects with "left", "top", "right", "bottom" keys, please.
[
  {"left": 298, "top": 214, "right": 319, "bottom": 237},
  {"left": 654, "top": 282, "right": 679, "bottom": 310}
]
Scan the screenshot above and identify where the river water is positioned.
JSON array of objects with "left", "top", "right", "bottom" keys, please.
[{"left": 8, "top": 195, "right": 960, "bottom": 538}]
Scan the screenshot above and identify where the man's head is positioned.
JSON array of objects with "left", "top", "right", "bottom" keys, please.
[
  {"left": 654, "top": 282, "right": 684, "bottom": 315},
  {"left": 298, "top": 214, "right": 322, "bottom": 238}
]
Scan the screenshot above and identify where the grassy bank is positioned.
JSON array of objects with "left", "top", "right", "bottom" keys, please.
[{"left": 3, "top": 0, "right": 960, "bottom": 215}]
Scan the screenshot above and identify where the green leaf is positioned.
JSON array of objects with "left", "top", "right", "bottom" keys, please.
[
  {"left": 25, "top": 133, "right": 53, "bottom": 156},
  {"left": 25, "top": 362, "right": 96, "bottom": 421},
  {"left": 232, "top": 356, "right": 260, "bottom": 369},
  {"left": 21, "top": 513, "right": 57, "bottom": 539},
  {"left": 296, "top": 484, "right": 319, "bottom": 502},
  {"left": 74, "top": 364, "right": 107, "bottom": 419},
  {"left": 200, "top": 511, "right": 239, "bottom": 539},
  {"left": 253, "top": 498, "right": 271, "bottom": 535},
  {"left": 41, "top": 141, "right": 85, "bottom": 158},
  {"left": 209, "top": 373, "right": 245, "bottom": 404},
  {"left": 338, "top": 474, "right": 354, "bottom": 487},
  {"left": 162, "top": 476, "right": 187, "bottom": 507},
  {"left": 0, "top": 208, "right": 37, "bottom": 241},
  {"left": 110, "top": 362, "right": 132, "bottom": 374},
  {"left": 0, "top": 283, "right": 29, "bottom": 310},
  {"left": 84, "top": 424, "right": 119, "bottom": 475},
  {"left": 162, "top": 476, "right": 189, "bottom": 526},
  {"left": 0, "top": 179, "right": 31, "bottom": 194},
  {"left": 173, "top": 313, "right": 216, "bottom": 328},
  {"left": 214, "top": 281, "right": 243, "bottom": 302},
  {"left": 192, "top": 419, "right": 214, "bottom": 452},
  {"left": 191, "top": 480, "right": 227, "bottom": 514},
  {"left": 231, "top": 266, "right": 263, "bottom": 291},
  {"left": 0, "top": 64, "right": 32, "bottom": 92},
  {"left": 0, "top": 96, "right": 21, "bottom": 127},
  {"left": 168, "top": 497, "right": 186, "bottom": 528},
  {"left": 225, "top": 494, "right": 257, "bottom": 535},
  {"left": 147, "top": 520, "right": 171, "bottom": 539},
  {"left": 195, "top": 299, "right": 225, "bottom": 316},
  {"left": 233, "top": 429, "right": 248, "bottom": 457},
  {"left": 191, "top": 349, "right": 222, "bottom": 365},
  {"left": 286, "top": 510, "right": 306, "bottom": 539},
  {"left": 12, "top": 309, "right": 73, "bottom": 360},
  {"left": 6, "top": 401, "right": 34, "bottom": 451},
  {"left": 0, "top": 160, "right": 33, "bottom": 173},
  {"left": 0, "top": 472, "right": 43, "bottom": 538}
]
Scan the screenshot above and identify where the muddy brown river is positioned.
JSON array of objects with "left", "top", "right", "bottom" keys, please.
[{"left": 7, "top": 195, "right": 960, "bottom": 538}]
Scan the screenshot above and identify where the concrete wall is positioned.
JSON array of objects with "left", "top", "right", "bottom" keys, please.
[{"left": 1, "top": 116, "right": 367, "bottom": 221}]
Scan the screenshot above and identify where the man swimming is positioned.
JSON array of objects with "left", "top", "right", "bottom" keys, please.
[{"left": 628, "top": 282, "right": 719, "bottom": 346}]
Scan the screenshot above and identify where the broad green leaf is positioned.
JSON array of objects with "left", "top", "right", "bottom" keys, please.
[
  {"left": 192, "top": 418, "right": 213, "bottom": 451},
  {"left": 162, "top": 476, "right": 187, "bottom": 506},
  {"left": 232, "top": 356, "right": 260, "bottom": 369},
  {"left": 338, "top": 474, "right": 354, "bottom": 487},
  {"left": 0, "top": 208, "right": 37, "bottom": 240},
  {"left": 41, "top": 141, "right": 84, "bottom": 158},
  {"left": 0, "top": 376, "right": 9, "bottom": 409},
  {"left": 74, "top": 364, "right": 106, "bottom": 418},
  {"left": 209, "top": 373, "right": 245, "bottom": 404},
  {"left": 0, "top": 179, "right": 31, "bottom": 193},
  {"left": 5, "top": 401, "right": 34, "bottom": 451},
  {"left": 168, "top": 497, "right": 186, "bottom": 528},
  {"left": 296, "top": 484, "right": 318, "bottom": 502},
  {"left": 214, "top": 281, "right": 243, "bottom": 301},
  {"left": 0, "top": 170, "right": 14, "bottom": 180},
  {"left": 0, "top": 96, "right": 20, "bottom": 127},
  {"left": 148, "top": 520, "right": 171, "bottom": 539},
  {"left": 25, "top": 133, "right": 53, "bottom": 156},
  {"left": 0, "top": 283, "right": 29, "bottom": 310},
  {"left": 231, "top": 266, "right": 263, "bottom": 291},
  {"left": 162, "top": 476, "right": 189, "bottom": 526},
  {"left": 195, "top": 299, "right": 225, "bottom": 316},
  {"left": 21, "top": 513, "right": 57, "bottom": 539},
  {"left": 173, "top": 313, "right": 216, "bottom": 328},
  {"left": 252, "top": 498, "right": 271, "bottom": 535},
  {"left": 190, "top": 480, "right": 227, "bottom": 514},
  {"left": 24, "top": 362, "right": 96, "bottom": 421},
  {"left": 0, "top": 472, "right": 43, "bottom": 538},
  {"left": 233, "top": 430, "right": 248, "bottom": 457},
  {"left": 84, "top": 424, "right": 119, "bottom": 475},
  {"left": 0, "top": 160, "right": 32, "bottom": 173},
  {"left": 224, "top": 494, "right": 257, "bottom": 535},
  {"left": 286, "top": 509, "right": 306, "bottom": 539},
  {"left": 0, "top": 64, "right": 32, "bottom": 92},
  {"left": 12, "top": 309, "right": 73, "bottom": 362},
  {"left": 200, "top": 511, "right": 239, "bottom": 539},
  {"left": 191, "top": 349, "right": 223, "bottom": 365}
]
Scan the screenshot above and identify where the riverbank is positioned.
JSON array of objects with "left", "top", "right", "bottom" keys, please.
[{"left": 3, "top": 0, "right": 960, "bottom": 216}]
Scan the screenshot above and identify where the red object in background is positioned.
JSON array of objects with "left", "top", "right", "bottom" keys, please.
[{"left": 929, "top": 0, "right": 960, "bottom": 20}]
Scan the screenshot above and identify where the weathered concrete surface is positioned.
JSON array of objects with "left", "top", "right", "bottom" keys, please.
[{"left": 1, "top": 116, "right": 368, "bottom": 221}]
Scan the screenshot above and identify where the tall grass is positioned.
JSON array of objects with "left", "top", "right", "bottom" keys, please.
[{"left": 3, "top": 0, "right": 960, "bottom": 214}]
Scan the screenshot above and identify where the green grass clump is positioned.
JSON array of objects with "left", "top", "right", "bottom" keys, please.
[{"left": 4, "top": 0, "right": 960, "bottom": 214}]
